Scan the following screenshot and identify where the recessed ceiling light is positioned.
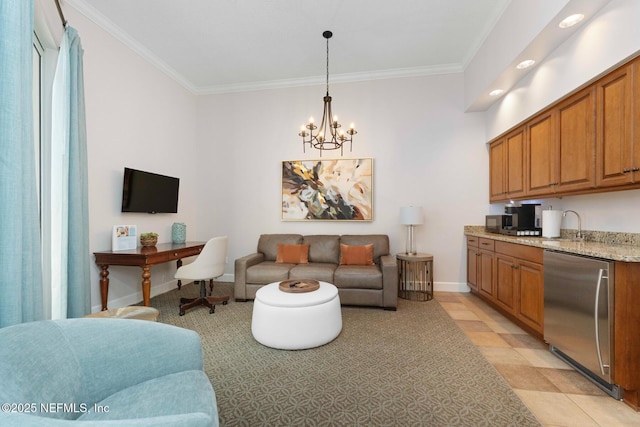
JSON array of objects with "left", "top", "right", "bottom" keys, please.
[
  {"left": 559, "top": 13, "right": 584, "bottom": 28},
  {"left": 516, "top": 59, "right": 536, "bottom": 69},
  {"left": 489, "top": 89, "right": 505, "bottom": 97}
]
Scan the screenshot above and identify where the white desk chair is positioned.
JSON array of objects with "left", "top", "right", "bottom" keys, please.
[{"left": 175, "top": 236, "right": 229, "bottom": 316}]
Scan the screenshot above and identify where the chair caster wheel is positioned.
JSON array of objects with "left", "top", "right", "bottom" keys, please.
[
  {"left": 209, "top": 308, "right": 215, "bottom": 314},
  {"left": 179, "top": 311, "right": 185, "bottom": 316},
  {"left": 222, "top": 301, "right": 228, "bottom": 305}
]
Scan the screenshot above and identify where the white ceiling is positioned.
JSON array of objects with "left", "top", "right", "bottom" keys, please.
[{"left": 66, "top": 0, "right": 510, "bottom": 94}]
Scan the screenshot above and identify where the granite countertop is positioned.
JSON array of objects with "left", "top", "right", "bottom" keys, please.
[{"left": 464, "top": 226, "right": 640, "bottom": 263}]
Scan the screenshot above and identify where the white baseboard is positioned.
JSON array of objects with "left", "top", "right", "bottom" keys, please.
[
  {"left": 92, "top": 276, "right": 469, "bottom": 313},
  {"left": 434, "top": 281, "right": 470, "bottom": 293}
]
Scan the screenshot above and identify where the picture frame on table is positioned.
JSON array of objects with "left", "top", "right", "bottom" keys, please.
[{"left": 112, "top": 224, "right": 137, "bottom": 251}]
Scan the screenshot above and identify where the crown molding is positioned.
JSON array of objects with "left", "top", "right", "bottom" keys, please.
[
  {"left": 66, "top": 0, "right": 198, "bottom": 94},
  {"left": 194, "top": 63, "right": 463, "bottom": 95}
]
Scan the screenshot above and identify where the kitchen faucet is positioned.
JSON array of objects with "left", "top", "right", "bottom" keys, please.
[{"left": 562, "top": 210, "right": 584, "bottom": 239}]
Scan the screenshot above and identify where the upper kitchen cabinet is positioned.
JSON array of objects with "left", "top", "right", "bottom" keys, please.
[
  {"left": 489, "top": 127, "right": 526, "bottom": 202},
  {"left": 526, "top": 111, "right": 556, "bottom": 197},
  {"left": 596, "top": 61, "right": 640, "bottom": 187},
  {"left": 489, "top": 54, "right": 640, "bottom": 202},
  {"left": 554, "top": 86, "right": 596, "bottom": 193},
  {"left": 528, "top": 87, "right": 596, "bottom": 196}
]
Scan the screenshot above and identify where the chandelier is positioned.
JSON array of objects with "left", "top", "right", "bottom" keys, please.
[{"left": 299, "top": 31, "right": 356, "bottom": 156}]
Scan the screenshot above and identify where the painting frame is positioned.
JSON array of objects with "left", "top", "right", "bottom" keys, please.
[{"left": 281, "top": 158, "right": 373, "bottom": 221}]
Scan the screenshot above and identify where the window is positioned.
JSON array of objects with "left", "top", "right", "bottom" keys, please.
[{"left": 33, "top": 14, "right": 57, "bottom": 319}]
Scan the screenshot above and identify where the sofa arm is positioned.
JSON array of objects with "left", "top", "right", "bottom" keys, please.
[
  {"left": 0, "top": 319, "right": 208, "bottom": 425},
  {"left": 64, "top": 319, "right": 205, "bottom": 405},
  {"left": 234, "top": 252, "right": 264, "bottom": 300},
  {"left": 380, "top": 254, "right": 398, "bottom": 310}
]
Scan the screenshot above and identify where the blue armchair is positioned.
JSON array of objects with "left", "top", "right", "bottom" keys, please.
[{"left": 0, "top": 318, "right": 219, "bottom": 426}]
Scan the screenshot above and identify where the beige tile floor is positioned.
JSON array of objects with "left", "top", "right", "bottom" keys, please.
[{"left": 434, "top": 291, "right": 640, "bottom": 427}]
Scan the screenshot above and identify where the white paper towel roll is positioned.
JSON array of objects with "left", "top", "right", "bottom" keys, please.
[{"left": 542, "top": 210, "right": 562, "bottom": 238}]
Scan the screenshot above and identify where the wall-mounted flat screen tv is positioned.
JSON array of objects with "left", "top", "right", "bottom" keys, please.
[{"left": 121, "top": 167, "right": 179, "bottom": 213}]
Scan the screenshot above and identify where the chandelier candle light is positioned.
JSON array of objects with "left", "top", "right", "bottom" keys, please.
[
  {"left": 299, "top": 31, "right": 356, "bottom": 156},
  {"left": 400, "top": 206, "right": 423, "bottom": 255}
]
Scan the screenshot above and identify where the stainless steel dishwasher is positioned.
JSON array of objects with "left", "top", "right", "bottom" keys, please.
[{"left": 543, "top": 250, "right": 622, "bottom": 399}]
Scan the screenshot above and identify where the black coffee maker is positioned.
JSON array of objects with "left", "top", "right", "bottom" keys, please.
[{"left": 504, "top": 203, "right": 542, "bottom": 235}]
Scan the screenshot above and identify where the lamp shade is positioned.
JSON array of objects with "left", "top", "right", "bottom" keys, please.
[{"left": 400, "top": 206, "right": 423, "bottom": 225}]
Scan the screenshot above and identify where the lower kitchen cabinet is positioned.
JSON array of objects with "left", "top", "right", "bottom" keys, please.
[
  {"left": 613, "top": 261, "right": 640, "bottom": 410},
  {"left": 515, "top": 259, "right": 544, "bottom": 333},
  {"left": 494, "top": 254, "right": 518, "bottom": 314},
  {"left": 466, "top": 236, "right": 494, "bottom": 298},
  {"left": 466, "top": 236, "right": 544, "bottom": 336}
]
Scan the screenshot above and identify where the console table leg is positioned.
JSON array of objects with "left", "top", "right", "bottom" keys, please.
[
  {"left": 141, "top": 265, "right": 151, "bottom": 306},
  {"left": 176, "top": 259, "right": 183, "bottom": 289},
  {"left": 99, "top": 265, "right": 110, "bottom": 311}
]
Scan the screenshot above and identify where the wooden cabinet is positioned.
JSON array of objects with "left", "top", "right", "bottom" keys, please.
[
  {"left": 613, "top": 261, "right": 640, "bottom": 410},
  {"left": 525, "top": 87, "right": 596, "bottom": 198},
  {"left": 555, "top": 87, "right": 596, "bottom": 193},
  {"left": 489, "top": 138, "right": 506, "bottom": 202},
  {"left": 494, "top": 253, "right": 517, "bottom": 314},
  {"left": 489, "top": 55, "right": 640, "bottom": 202},
  {"left": 466, "top": 236, "right": 544, "bottom": 335},
  {"left": 495, "top": 241, "right": 544, "bottom": 334},
  {"left": 466, "top": 239, "right": 479, "bottom": 292},
  {"left": 478, "top": 247, "right": 495, "bottom": 300},
  {"left": 466, "top": 236, "right": 494, "bottom": 298},
  {"left": 527, "top": 111, "right": 557, "bottom": 197},
  {"left": 596, "top": 64, "right": 640, "bottom": 187},
  {"left": 515, "top": 259, "right": 544, "bottom": 333},
  {"left": 490, "top": 128, "right": 526, "bottom": 202}
]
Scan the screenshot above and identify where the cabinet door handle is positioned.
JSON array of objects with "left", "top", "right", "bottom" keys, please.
[
  {"left": 622, "top": 169, "right": 630, "bottom": 174},
  {"left": 633, "top": 167, "right": 640, "bottom": 172}
]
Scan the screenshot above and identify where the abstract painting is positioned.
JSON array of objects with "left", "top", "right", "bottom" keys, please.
[{"left": 282, "top": 158, "right": 373, "bottom": 221}]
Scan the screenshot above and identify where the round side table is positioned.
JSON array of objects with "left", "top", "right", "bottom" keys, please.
[{"left": 396, "top": 253, "right": 434, "bottom": 301}]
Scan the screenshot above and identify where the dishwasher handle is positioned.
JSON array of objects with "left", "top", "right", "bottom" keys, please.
[{"left": 595, "top": 268, "right": 609, "bottom": 376}]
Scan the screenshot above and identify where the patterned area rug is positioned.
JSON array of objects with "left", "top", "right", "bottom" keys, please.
[{"left": 150, "top": 283, "right": 541, "bottom": 426}]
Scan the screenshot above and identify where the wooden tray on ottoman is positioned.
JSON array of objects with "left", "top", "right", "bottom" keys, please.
[{"left": 279, "top": 279, "right": 320, "bottom": 293}]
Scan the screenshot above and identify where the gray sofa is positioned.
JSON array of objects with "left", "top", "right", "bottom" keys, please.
[{"left": 234, "top": 234, "right": 397, "bottom": 310}]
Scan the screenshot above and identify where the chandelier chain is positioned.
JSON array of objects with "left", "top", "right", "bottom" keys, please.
[{"left": 326, "top": 36, "right": 330, "bottom": 95}]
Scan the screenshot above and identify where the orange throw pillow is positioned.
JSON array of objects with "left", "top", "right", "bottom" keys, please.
[
  {"left": 339, "top": 243, "right": 375, "bottom": 266},
  {"left": 275, "top": 244, "right": 309, "bottom": 264}
]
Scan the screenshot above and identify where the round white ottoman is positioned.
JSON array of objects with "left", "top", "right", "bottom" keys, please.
[{"left": 251, "top": 281, "right": 342, "bottom": 350}]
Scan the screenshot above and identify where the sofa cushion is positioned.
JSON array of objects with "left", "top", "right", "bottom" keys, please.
[
  {"left": 334, "top": 265, "right": 383, "bottom": 290},
  {"left": 303, "top": 235, "right": 340, "bottom": 264},
  {"left": 340, "top": 235, "right": 389, "bottom": 264},
  {"left": 258, "top": 234, "right": 303, "bottom": 261},
  {"left": 289, "top": 263, "right": 336, "bottom": 283},
  {"left": 339, "top": 243, "right": 374, "bottom": 266},
  {"left": 247, "top": 262, "right": 292, "bottom": 284},
  {"left": 275, "top": 244, "right": 309, "bottom": 264},
  {"left": 78, "top": 370, "right": 216, "bottom": 422}
]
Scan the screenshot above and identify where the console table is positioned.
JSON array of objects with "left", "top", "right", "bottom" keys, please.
[{"left": 94, "top": 241, "right": 205, "bottom": 310}]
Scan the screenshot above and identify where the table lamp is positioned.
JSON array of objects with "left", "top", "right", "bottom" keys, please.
[{"left": 400, "top": 206, "right": 423, "bottom": 255}]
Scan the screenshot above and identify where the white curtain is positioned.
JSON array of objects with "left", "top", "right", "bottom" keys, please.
[{"left": 50, "top": 25, "right": 90, "bottom": 319}]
